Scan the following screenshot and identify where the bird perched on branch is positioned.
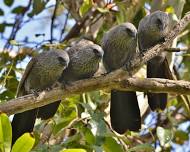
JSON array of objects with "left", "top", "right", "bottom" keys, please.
[
  {"left": 102, "top": 23, "right": 141, "bottom": 134},
  {"left": 138, "top": 10, "right": 170, "bottom": 111},
  {"left": 12, "top": 49, "right": 70, "bottom": 144},
  {"left": 12, "top": 40, "right": 104, "bottom": 144},
  {"left": 38, "top": 39, "right": 104, "bottom": 119}
]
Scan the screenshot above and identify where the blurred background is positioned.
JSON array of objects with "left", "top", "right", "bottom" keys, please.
[{"left": 0, "top": 0, "right": 190, "bottom": 151}]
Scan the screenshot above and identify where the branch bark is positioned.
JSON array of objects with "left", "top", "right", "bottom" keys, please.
[
  {"left": 1, "top": 77, "right": 190, "bottom": 115},
  {"left": 0, "top": 11, "right": 190, "bottom": 116}
]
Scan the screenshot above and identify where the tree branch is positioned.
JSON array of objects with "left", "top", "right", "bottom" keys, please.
[
  {"left": 0, "top": 77, "right": 190, "bottom": 115},
  {"left": 0, "top": 11, "right": 190, "bottom": 116}
]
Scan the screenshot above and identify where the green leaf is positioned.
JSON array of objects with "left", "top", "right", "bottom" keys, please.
[
  {"left": 53, "top": 109, "right": 76, "bottom": 134},
  {"left": 0, "top": 113, "right": 12, "bottom": 152},
  {"left": 63, "top": 133, "right": 81, "bottom": 145},
  {"left": 0, "top": 23, "right": 5, "bottom": 33},
  {"left": 103, "top": 137, "right": 124, "bottom": 152},
  {"left": 166, "top": 6, "right": 175, "bottom": 14},
  {"left": 97, "top": 7, "right": 109, "bottom": 13},
  {"left": 4, "top": 0, "right": 14, "bottom": 6},
  {"left": 89, "top": 112, "right": 107, "bottom": 138},
  {"left": 0, "top": 9, "right": 4, "bottom": 15},
  {"left": 174, "top": 130, "right": 189, "bottom": 144},
  {"left": 28, "top": 0, "right": 46, "bottom": 17},
  {"left": 0, "top": 90, "right": 15, "bottom": 101},
  {"left": 60, "top": 149, "right": 87, "bottom": 152},
  {"left": 33, "top": 0, "right": 46, "bottom": 14},
  {"left": 81, "top": 127, "right": 95, "bottom": 145},
  {"left": 11, "top": 133, "right": 35, "bottom": 152},
  {"left": 128, "top": 144, "right": 154, "bottom": 152},
  {"left": 12, "top": 6, "right": 26, "bottom": 14},
  {"left": 156, "top": 126, "right": 173, "bottom": 146},
  {"left": 79, "top": 0, "right": 92, "bottom": 17},
  {"left": 115, "top": 3, "right": 127, "bottom": 24}
]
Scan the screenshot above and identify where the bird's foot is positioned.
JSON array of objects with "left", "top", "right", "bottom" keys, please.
[
  {"left": 60, "top": 81, "right": 72, "bottom": 91},
  {"left": 140, "top": 50, "right": 146, "bottom": 57},
  {"left": 31, "top": 89, "right": 40, "bottom": 97},
  {"left": 159, "top": 37, "right": 166, "bottom": 44},
  {"left": 51, "top": 81, "right": 62, "bottom": 89},
  {"left": 99, "top": 71, "right": 108, "bottom": 77},
  {"left": 45, "top": 86, "right": 53, "bottom": 91},
  {"left": 125, "top": 60, "right": 132, "bottom": 71}
]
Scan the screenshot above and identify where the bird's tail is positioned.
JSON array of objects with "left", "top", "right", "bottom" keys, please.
[
  {"left": 147, "top": 58, "right": 171, "bottom": 110},
  {"left": 110, "top": 90, "right": 141, "bottom": 134},
  {"left": 12, "top": 109, "right": 37, "bottom": 145},
  {"left": 37, "top": 100, "right": 61, "bottom": 120}
]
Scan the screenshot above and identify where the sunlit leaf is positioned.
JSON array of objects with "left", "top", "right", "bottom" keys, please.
[
  {"left": 61, "top": 149, "right": 87, "bottom": 152},
  {"left": 166, "top": 6, "right": 175, "bottom": 14},
  {"left": 0, "top": 113, "right": 12, "bottom": 152},
  {"left": 157, "top": 126, "right": 173, "bottom": 147},
  {"left": 97, "top": 7, "right": 109, "bottom": 13},
  {"left": 128, "top": 144, "right": 154, "bottom": 152},
  {"left": 11, "top": 133, "right": 35, "bottom": 152},
  {"left": 79, "top": 0, "right": 92, "bottom": 17},
  {"left": 9, "top": 40, "right": 20, "bottom": 46}
]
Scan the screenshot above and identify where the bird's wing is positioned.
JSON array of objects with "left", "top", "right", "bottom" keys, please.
[{"left": 16, "top": 57, "right": 37, "bottom": 97}]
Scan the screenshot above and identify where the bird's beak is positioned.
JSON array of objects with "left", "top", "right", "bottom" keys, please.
[{"left": 132, "top": 32, "right": 137, "bottom": 38}]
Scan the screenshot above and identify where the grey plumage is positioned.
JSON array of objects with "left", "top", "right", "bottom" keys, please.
[
  {"left": 102, "top": 23, "right": 137, "bottom": 72},
  {"left": 12, "top": 40, "right": 103, "bottom": 144},
  {"left": 102, "top": 23, "right": 141, "bottom": 134},
  {"left": 12, "top": 49, "right": 70, "bottom": 144},
  {"left": 60, "top": 39, "right": 104, "bottom": 82},
  {"left": 138, "top": 10, "right": 170, "bottom": 110},
  {"left": 38, "top": 40, "right": 103, "bottom": 119},
  {"left": 138, "top": 11, "right": 169, "bottom": 51}
]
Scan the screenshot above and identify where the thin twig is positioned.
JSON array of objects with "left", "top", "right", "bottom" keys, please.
[
  {"left": 61, "top": 8, "right": 100, "bottom": 42},
  {"left": 50, "top": 0, "right": 59, "bottom": 43},
  {"left": 165, "top": 47, "right": 190, "bottom": 52},
  {"left": 3, "top": 0, "right": 32, "bottom": 50},
  {"left": 59, "top": 11, "right": 70, "bottom": 41}
]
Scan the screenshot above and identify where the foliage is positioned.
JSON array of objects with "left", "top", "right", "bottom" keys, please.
[
  {"left": 0, "top": 0, "right": 190, "bottom": 151},
  {"left": 0, "top": 113, "right": 35, "bottom": 152}
]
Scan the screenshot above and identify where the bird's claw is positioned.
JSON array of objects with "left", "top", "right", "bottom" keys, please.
[
  {"left": 61, "top": 81, "right": 71, "bottom": 91},
  {"left": 159, "top": 37, "right": 166, "bottom": 43},
  {"left": 31, "top": 89, "right": 40, "bottom": 97},
  {"left": 45, "top": 87, "right": 53, "bottom": 91}
]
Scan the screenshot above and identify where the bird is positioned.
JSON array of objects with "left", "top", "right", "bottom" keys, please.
[
  {"left": 138, "top": 10, "right": 170, "bottom": 111},
  {"left": 12, "top": 49, "right": 70, "bottom": 144},
  {"left": 102, "top": 22, "right": 141, "bottom": 134},
  {"left": 12, "top": 39, "right": 104, "bottom": 144},
  {"left": 37, "top": 39, "right": 104, "bottom": 119}
]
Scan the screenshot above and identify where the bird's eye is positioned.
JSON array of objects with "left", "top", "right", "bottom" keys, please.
[
  {"left": 58, "top": 57, "right": 67, "bottom": 66},
  {"left": 156, "top": 18, "right": 163, "bottom": 30},
  {"left": 125, "top": 28, "right": 136, "bottom": 38},
  {"left": 93, "top": 48, "right": 98, "bottom": 54},
  {"left": 93, "top": 48, "right": 102, "bottom": 58}
]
